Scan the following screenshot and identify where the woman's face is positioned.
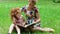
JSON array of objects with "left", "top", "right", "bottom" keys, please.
[{"left": 29, "top": 1, "right": 36, "bottom": 8}]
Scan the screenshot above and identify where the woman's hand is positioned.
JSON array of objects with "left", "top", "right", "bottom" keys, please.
[{"left": 35, "top": 18, "right": 40, "bottom": 23}]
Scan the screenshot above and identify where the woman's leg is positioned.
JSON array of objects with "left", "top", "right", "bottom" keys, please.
[
  {"left": 27, "top": 23, "right": 55, "bottom": 32},
  {"left": 33, "top": 27, "right": 55, "bottom": 32},
  {"left": 15, "top": 25, "right": 21, "bottom": 34},
  {"left": 8, "top": 23, "right": 15, "bottom": 34},
  {"left": 33, "top": 23, "right": 55, "bottom": 32}
]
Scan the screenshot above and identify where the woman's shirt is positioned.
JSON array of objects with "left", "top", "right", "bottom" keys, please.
[
  {"left": 20, "top": 6, "right": 39, "bottom": 24},
  {"left": 21, "top": 6, "right": 38, "bottom": 20}
]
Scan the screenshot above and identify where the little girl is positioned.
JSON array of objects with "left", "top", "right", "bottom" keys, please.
[{"left": 8, "top": 8, "right": 26, "bottom": 34}]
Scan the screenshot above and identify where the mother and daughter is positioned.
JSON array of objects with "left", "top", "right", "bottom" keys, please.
[{"left": 8, "top": 0, "right": 55, "bottom": 34}]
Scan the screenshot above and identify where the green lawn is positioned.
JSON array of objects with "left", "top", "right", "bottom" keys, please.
[{"left": 0, "top": 0, "right": 60, "bottom": 34}]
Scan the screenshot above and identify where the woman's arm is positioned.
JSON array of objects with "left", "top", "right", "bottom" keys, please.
[
  {"left": 33, "top": 7, "right": 41, "bottom": 23},
  {"left": 24, "top": 13, "right": 41, "bottom": 27},
  {"left": 34, "top": 13, "right": 41, "bottom": 23}
]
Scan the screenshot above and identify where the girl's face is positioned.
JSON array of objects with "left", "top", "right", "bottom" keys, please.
[{"left": 15, "top": 10, "right": 21, "bottom": 17}]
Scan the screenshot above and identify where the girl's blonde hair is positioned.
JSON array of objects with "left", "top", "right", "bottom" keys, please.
[{"left": 10, "top": 8, "right": 20, "bottom": 20}]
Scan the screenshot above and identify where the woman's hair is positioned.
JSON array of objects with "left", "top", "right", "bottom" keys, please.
[
  {"left": 28, "top": 0, "right": 37, "bottom": 1},
  {"left": 10, "top": 8, "right": 20, "bottom": 20},
  {"left": 28, "top": 0, "right": 37, "bottom": 5}
]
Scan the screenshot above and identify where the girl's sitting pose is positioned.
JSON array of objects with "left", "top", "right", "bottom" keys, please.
[
  {"left": 8, "top": 8, "right": 26, "bottom": 34},
  {"left": 21, "top": 0, "right": 55, "bottom": 32}
]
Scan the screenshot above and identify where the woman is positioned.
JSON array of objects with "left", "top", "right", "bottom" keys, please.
[
  {"left": 8, "top": 8, "right": 26, "bottom": 34},
  {"left": 21, "top": 0, "right": 55, "bottom": 32}
]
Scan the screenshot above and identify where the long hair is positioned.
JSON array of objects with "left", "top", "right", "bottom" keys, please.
[{"left": 10, "top": 8, "right": 20, "bottom": 20}]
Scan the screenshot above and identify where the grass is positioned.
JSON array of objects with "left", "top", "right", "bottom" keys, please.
[{"left": 0, "top": 0, "right": 60, "bottom": 34}]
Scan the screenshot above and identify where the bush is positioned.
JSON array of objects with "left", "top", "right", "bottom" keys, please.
[{"left": 53, "top": 0, "right": 60, "bottom": 3}]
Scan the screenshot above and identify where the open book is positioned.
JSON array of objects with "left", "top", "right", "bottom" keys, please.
[{"left": 24, "top": 22, "right": 37, "bottom": 28}]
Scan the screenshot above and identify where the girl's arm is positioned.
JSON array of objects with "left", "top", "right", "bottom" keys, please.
[
  {"left": 12, "top": 17, "right": 16, "bottom": 25},
  {"left": 22, "top": 17, "right": 26, "bottom": 26}
]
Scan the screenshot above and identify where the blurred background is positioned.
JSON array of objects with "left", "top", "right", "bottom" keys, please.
[{"left": 0, "top": 0, "right": 60, "bottom": 34}]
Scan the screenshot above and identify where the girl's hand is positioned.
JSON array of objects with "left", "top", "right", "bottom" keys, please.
[
  {"left": 13, "top": 22, "right": 17, "bottom": 25},
  {"left": 23, "top": 22, "right": 26, "bottom": 26}
]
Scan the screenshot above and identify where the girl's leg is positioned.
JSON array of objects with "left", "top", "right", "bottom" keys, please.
[
  {"left": 8, "top": 24, "right": 15, "bottom": 34},
  {"left": 15, "top": 25, "right": 21, "bottom": 34}
]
